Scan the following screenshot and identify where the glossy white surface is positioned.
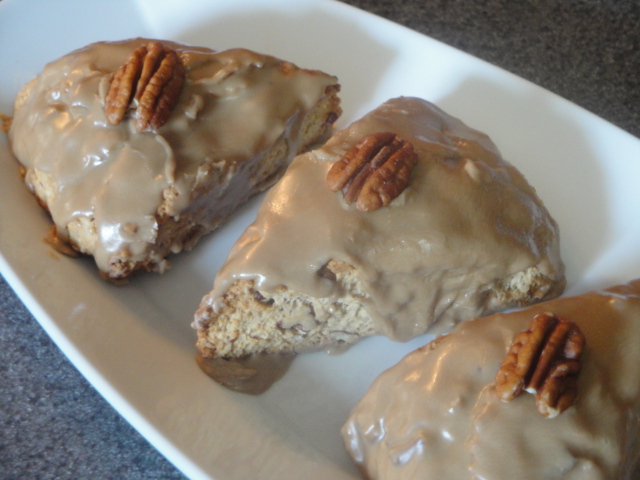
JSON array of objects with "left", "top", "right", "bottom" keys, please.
[{"left": 0, "top": 0, "right": 639, "bottom": 479}]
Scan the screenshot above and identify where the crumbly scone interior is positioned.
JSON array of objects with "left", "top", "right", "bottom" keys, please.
[
  {"left": 196, "top": 258, "right": 562, "bottom": 359},
  {"left": 196, "top": 259, "right": 375, "bottom": 358}
]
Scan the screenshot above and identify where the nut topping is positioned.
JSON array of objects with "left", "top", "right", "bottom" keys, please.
[
  {"left": 326, "top": 132, "right": 417, "bottom": 212},
  {"left": 495, "top": 312, "right": 585, "bottom": 418},
  {"left": 104, "top": 41, "right": 185, "bottom": 132}
]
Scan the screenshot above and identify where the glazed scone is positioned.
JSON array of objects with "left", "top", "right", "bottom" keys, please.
[
  {"left": 8, "top": 38, "right": 341, "bottom": 279},
  {"left": 342, "top": 280, "right": 640, "bottom": 480},
  {"left": 194, "top": 96, "right": 565, "bottom": 358}
]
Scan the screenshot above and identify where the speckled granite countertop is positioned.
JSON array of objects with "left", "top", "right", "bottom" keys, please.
[{"left": 1, "top": 1, "right": 638, "bottom": 479}]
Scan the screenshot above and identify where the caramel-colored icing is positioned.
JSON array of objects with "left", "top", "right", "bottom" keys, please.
[
  {"left": 197, "top": 97, "right": 564, "bottom": 340},
  {"left": 8, "top": 38, "right": 337, "bottom": 274},
  {"left": 342, "top": 280, "right": 640, "bottom": 480}
]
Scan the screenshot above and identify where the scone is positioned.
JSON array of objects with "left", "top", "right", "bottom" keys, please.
[
  {"left": 194, "top": 96, "right": 565, "bottom": 358},
  {"left": 342, "top": 280, "right": 640, "bottom": 480},
  {"left": 8, "top": 38, "right": 341, "bottom": 279}
]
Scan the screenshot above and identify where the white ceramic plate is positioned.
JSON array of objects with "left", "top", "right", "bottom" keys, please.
[{"left": 1, "top": 0, "right": 640, "bottom": 478}]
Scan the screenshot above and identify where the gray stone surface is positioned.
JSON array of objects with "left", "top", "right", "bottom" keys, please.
[
  {"left": 1, "top": 1, "right": 638, "bottom": 479},
  {"left": 344, "top": 0, "right": 640, "bottom": 138}
]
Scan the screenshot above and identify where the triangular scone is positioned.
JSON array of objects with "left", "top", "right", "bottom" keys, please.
[
  {"left": 8, "top": 38, "right": 341, "bottom": 279},
  {"left": 194, "top": 97, "right": 565, "bottom": 358},
  {"left": 342, "top": 280, "right": 640, "bottom": 480}
]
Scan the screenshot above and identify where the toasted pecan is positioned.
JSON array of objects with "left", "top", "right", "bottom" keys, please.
[
  {"left": 104, "top": 41, "right": 185, "bottom": 132},
  {"left": 495, "top": 312, "right": 585, "bottom": 418},
  {"left": 326, "top": 132, "right": 417, "bottom": 212}
]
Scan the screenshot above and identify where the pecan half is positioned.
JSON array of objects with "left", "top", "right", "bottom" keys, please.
[
  {"left": 104, "top": 41, "right": 185, "bottom": 132},
  {"left": 326, "top": 132, "right": 418, "bottom": 212},
  {"left": 495, "top": 312, "right": 585, "bottom": 418}
]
